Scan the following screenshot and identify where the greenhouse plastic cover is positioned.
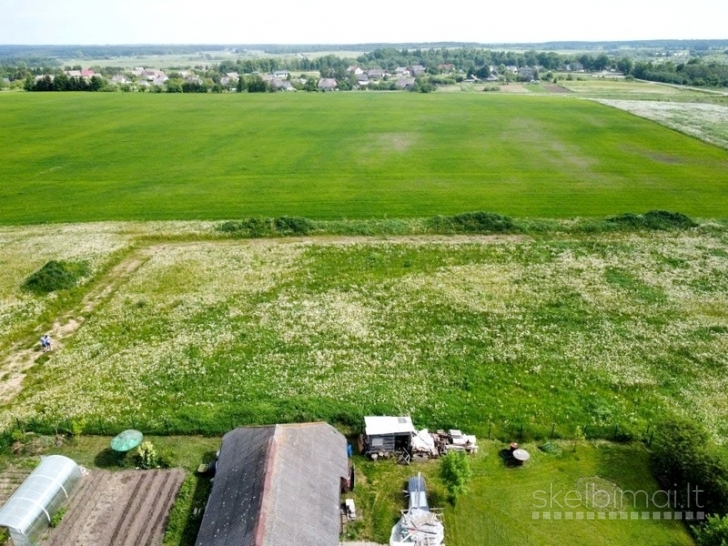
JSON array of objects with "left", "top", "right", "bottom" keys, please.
[{"left": 0, "top": 455, "right": 81, "bottom": 534}]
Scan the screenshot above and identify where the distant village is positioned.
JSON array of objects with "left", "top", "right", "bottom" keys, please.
[
  {"left": 6, "top": 42, "right": 727, "bottom": 92},
  {"left": 25, "top": 60, "right": 601, "bottom": 93}
]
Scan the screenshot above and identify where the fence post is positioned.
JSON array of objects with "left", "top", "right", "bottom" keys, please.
[{"left": 550, "top": 423, "right": 555, "bottom": 439}]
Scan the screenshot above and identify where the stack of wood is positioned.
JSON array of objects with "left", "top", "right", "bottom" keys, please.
[{"left": 433, "top": 429, "right": 478, "bottom": 455}]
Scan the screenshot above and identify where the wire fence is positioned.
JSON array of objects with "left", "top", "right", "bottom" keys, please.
[{"left": 3, "top": 414, "right": 656, "bottom": 448}]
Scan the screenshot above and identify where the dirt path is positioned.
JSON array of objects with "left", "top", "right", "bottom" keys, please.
[
  {"left": 0, "top": 248, "right": 153, "bottom": 406},
  {"left": 542, "top": 83, "right": 571, "bottom": 94}
]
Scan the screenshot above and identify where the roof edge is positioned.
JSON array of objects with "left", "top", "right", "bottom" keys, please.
[{"left": 253, "top": 426, "right": 280, "bottom": 546}]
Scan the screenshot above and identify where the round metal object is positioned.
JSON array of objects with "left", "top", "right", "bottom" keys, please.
[
  {"left": 512, "top": 448, "right": 530, "bottom": 462},
  {"left": 110, "top": 429, "right": 143, "bottom": 452}
]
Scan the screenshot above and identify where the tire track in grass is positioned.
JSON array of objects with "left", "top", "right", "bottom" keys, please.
[{"left": 0, "top": 247, "right": 154, "bottom": 406}]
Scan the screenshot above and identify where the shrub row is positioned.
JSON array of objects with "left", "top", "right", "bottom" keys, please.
[
  {"left": 216, "top": 210, "right": 699, "bottom": 239},
  {"left": 427, "top": 212, "right": 518, "bottom": 234},
  {"left": 217, "top": 216, "right": 315, "bottom": 237},
  {"left": 651, "top": 417, "right": 728, "bottom": 517},
  {"left": 606, "top": 210, "right": 698, "bottom": 230},
  {"left": 3, "top": 412, "right": 643, "bottom": 446}
]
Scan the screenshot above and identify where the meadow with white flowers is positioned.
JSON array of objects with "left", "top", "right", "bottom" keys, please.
[
  {"left": 0, "top": 223, "right": 136, "bottom": 353},
  {"left": 2, "top": 221, "right": 727, "bottom": 442}
]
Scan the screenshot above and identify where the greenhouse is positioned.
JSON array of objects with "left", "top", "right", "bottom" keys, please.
[{"left": 0, "top": 455, "right": 81, "bottom": 546}]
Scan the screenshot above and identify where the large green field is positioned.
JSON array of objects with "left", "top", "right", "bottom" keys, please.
[{"left": 2, "top": 92, "right": 728, "bottom": 223}]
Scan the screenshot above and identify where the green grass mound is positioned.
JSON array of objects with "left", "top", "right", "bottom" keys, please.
[
  {"left": 218, "top": 212, "right": 518, "bottom": 238},
  {"left": 606, "top": 210, "right": 697, "bottom": 230},
  {"left": 22, "top": 260, "right": 90, "bottom": 294},
  {"left": 427, "top": 212, "right": 518, "bottom": 234},
  {"left": 218, "top": 216, "right": 315, "bottom": 237}
]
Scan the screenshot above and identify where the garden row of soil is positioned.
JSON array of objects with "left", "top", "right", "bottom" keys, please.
[{"left": 46, "top": 468, "right": 185, "bottom": 546}]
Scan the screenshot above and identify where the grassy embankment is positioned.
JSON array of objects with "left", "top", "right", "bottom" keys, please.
[{"left": 1, "top": 92, "right": 728, "bottom": 223}]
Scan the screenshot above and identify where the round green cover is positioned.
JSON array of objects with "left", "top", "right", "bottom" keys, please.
[{"left": 110, "top": 429, "right": 143, "bottom": 452}]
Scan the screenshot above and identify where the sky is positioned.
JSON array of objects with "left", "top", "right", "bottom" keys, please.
[{"left": 1, "top": 0, "right": 727, "bottom": 45}]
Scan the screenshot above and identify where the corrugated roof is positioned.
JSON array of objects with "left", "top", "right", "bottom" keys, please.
[
  {"left": 364, "top": 416, "right": 416, "bottom": 436},
  {"left": 196, "top": 423, "right": 348, "bottom": 546},
  {"left": 408, "top": 474, "right": 428, "bottom": 511}
]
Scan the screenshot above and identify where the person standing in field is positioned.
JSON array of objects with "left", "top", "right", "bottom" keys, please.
[{"left": 40, "top": 335, "right": 48, "bottom": 351}]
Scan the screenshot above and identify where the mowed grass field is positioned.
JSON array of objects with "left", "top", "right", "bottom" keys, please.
[
  {"left": 1, "top": 92, "right": 728, "bottom": 223},
  {"left": 352, "top": 442, "right": 693, "bottom": 545}
]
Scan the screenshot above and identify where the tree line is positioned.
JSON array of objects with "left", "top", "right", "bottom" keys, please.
[
  {"left": 24, "top": 74, "right": 105, "bottom": 92},
  {"left": 632, "top": 58, "right": 728, "bottom": 87}
]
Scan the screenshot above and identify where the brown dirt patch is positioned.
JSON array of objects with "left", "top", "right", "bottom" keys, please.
[
  {"left": 0, "top": 466, "right": 32, "bottom": 505},
  {"left": 646, "top": 152, "right": 683, "bottom": 164},
  {"left": 542, "top": 84, "right": 571, "bottom": 94},
  {"left": 45, "top": 468, "right": 186, "bottom": 546},
  {"left": 499, "top": 83, "right": 529, "bottom": 93}
]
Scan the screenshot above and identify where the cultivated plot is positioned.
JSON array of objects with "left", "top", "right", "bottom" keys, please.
[{"left": 1, "top": 93, "right": 727, "bottom": 222}]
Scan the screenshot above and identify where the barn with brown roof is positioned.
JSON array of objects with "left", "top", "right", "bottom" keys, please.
[{"left": 195, "top": 422, "right": 349, "bottom": 546}]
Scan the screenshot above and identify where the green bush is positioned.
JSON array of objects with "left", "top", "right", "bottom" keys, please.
[
  {"left": 695, "top": 514, "right": 728, "bottom": 546},
  {"left": 50, "top": 507, "right": 66, "bottom": 528},
  {"left": 651, "top": 418, "right": 728, "bottom": 516},
  {"left": 606, "top": 210, "right": 697, "bottom": 230},
  {"left": 440, "top": 451, "right": 473, "bottom": 503},
  {"left": 219, "top": 216, "right": 315, "bottom": 237},
  {"left": 22, "top": 260, "right": 90, "bottom": 294},
  {"left": 273, "top": 216, "right": 315, "bottom": 235},
  {"left": 217, "top": 217, "right": 275, "bottom": 238},
  {"left": 135, "top": 441, "right": 160, "bottom": 469},
  {"left": 428, "top": 212, "right": 517, "bottom": 234}
]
